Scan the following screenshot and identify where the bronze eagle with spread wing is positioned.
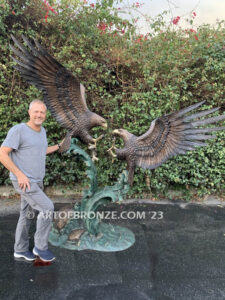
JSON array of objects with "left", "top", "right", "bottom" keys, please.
[
  {"left": 10, "top": 35, "right": 107, "bottom": 159},
  {"left": 108, "top": 101, "right": 225, "bottom": 185}
]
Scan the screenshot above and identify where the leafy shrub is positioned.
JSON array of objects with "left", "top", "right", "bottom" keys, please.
[{"left": 0, "top": 0, "right": 224, "bottom": 199}]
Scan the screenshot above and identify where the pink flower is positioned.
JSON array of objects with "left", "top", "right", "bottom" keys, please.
[
  {"left": 97, "top": 22, "right": 107, "bottom": 32},
  {"left": 43, "top": 0, "right": 57, "bottom": 14},
  {"left": 90, "top": 3, "right": 94, "bottom": 7},
  {"left": 134, "top": 34, "right": 144, "bottom": 43},
  {"left": 193, "top": 12, "right": 196, "bottom": 16},
  {"left": 12, "top": 10, "right": 15, "bottom": 15},
  {"left": 135, "top": 2, "right": 140, "bottom": 7},
  {"left": 172, "top": 16, "right": 180, "bottom": 25},
  {"left": 42, "top": 0, "right": 57, "bottom": 22},
  {"left": 194, "top": 35, "right": 198, "bottom": 40},
  {"left": 45, "top": 10, "right": 49, "bottom": 22}
]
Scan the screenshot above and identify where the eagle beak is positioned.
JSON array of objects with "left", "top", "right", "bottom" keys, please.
[
  {"left": 101, "top": 122, "right": 108, "bottom": 129},
  {"left": 113, "top": 129, "right": 120, "bottom": 135}
]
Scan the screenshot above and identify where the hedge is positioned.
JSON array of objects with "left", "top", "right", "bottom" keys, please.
[{"left": 0, "top": 0, "right": 224, "bottom": 199}]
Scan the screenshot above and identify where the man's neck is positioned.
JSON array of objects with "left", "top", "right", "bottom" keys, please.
[{"left": 26, "top": 121, "right": 41, "bottom": 132}]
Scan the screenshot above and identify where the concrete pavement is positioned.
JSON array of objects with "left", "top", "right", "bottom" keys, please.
[{"left": 0, "top": 202, "right": 225, "bottom": 299}]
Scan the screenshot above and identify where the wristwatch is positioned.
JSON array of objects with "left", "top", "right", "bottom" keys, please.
[{"left": 58, "top": 144, "right": 61, "bottom": 150}]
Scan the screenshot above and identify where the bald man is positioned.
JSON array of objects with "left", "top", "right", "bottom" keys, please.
[{"left": 0, "top": 99, "right": 63, "bottom": 262}]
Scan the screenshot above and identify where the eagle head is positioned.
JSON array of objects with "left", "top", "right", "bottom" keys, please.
[
  {"left": 113, "top": 129, "right": 134, "bottom": 143},
  {"left": 89, "top": 112, "right": 107, "bottom": 129},
  {"left": 99, "top": 117, "right": 108, "bottom": 129},
  {"left": 90, "top": 113, "right": 108, "bottom": 129}
]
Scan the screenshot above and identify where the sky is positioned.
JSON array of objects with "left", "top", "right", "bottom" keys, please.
[{"left": 118, "top": 0, "right": 225, "bottom": 33}]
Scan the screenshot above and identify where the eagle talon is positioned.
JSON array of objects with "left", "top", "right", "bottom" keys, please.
[
  {"left": 88, "top": 134, "right": 105, "bottom": 150},
  {"left": 107, "top": 139, "right": 117, "bottom": 160},
  {"left": 95, "top": 134, "right": 104, "bottom": 142},
  {"left": 91, "top": 150, "right": 99, "bottom": 162},
  {"left": 107, "top": 147, "right": 117, "bottom": 158},
  {"left": 88, "top": 144, "right": 96, "bottom": 150}
]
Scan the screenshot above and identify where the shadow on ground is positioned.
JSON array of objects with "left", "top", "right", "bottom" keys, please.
[{"left": 1, "top": 202, "right": 225, "bottom": 300}]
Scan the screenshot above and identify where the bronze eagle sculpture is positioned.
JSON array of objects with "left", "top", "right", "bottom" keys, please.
[
  {"left": 10, "top": 35, "right": 107, "bottom": 160},
  {"left": 108, "top": 101, "right": 225, "bottom": 185}
]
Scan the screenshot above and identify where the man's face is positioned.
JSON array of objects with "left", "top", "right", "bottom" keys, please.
[{"left": 28, "top": 103, "right": 47, "bottom": 126}]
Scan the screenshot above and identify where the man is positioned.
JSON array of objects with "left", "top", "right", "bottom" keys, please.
[{"left": 0, "top": 99, "right": 64, "bottom": 262}]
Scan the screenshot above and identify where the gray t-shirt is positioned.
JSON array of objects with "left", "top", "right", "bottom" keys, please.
[{"left": 1, "top": 123, "right": 48, "bottom": 182}]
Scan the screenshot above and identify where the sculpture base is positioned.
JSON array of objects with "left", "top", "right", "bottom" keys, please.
[{"left": 49, "top": 222, "right": 135, "bottom": 252}]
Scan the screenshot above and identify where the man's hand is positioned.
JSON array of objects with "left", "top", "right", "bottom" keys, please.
[
  {"left": 0, "top": 147, "right": 30, "bottom": 191},
  {"left": 46, "top": 136, "right": 70, "bottom": 155},
  {"left": 17, "top": 173, "right": 30, "bottom": 192},
  {"left": 58, "top": 134, "right": 71, "bottom": 153}
]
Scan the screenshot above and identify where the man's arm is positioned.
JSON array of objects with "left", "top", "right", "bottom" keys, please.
[
  {"left": 46, "top": 137, "right": 66, "bottom": 155},
  {"left": 0, "top": 146, "right": 30, "bottom": 191},
  {"left": 46, "top": 144, "right": 60, "bottom": 155}
]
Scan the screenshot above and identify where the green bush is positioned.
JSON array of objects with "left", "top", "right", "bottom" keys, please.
[{"left": 0, "top": 0, "right": 224, "bottom": 199}]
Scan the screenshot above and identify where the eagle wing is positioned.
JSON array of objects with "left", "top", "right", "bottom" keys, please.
[
  {"left": 10, "top": 34, "right": 88, "bottom": 132},
  {"left": 135, "top": 101, "right": 225, "bottom": 170}
]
